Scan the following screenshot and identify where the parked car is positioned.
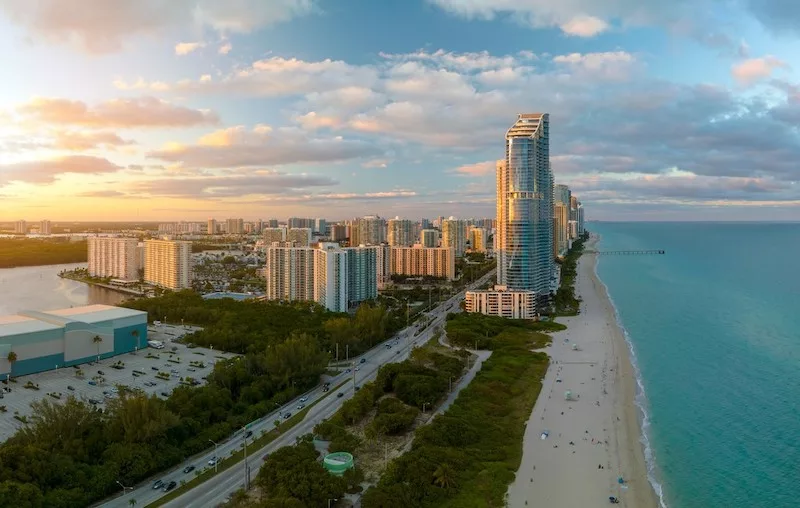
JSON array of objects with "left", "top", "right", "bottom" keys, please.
[
  {"left": 152, "top": 480, "right": 163, "bottom": 490},
  {"left": 67, "top": 386, "right": 75, "bottom": 391},
  {"left": 97, "top": 370, "right": 105, "bottom": 375},
  {"left": 183, "top": 465, "right": 195, "bottom": 474},
  {"left": 87, "top": 381, "right": 97, "bottom": 386},
  {"left": 88, "top": 398, "right": 100, "bottom": 404},
  {"left": 151, "top": 366, "right": 159, "bottom": 371},
  {"left": 160, "top": 391, "right": 169, "bottom": 397}
]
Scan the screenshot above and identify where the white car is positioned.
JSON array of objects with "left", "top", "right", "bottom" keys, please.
[
  {"left": 208, "top": 457, "right": 218, "bottom": 466},
  {"left": 299, "top": 396, "right": 308, "bottom": 403}
]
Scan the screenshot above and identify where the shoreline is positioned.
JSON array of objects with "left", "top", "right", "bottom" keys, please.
[{"left": 507, "top": 233, "right": 659, "bottom": 508}]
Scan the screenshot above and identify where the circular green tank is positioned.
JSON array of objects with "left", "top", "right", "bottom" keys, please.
[{"left": 323, "top": 452, "right": 354, "bottom": 476}]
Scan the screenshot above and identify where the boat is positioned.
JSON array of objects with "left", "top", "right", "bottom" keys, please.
[{"left": 540, "top": 430, "right": 550, "bottom": 440}]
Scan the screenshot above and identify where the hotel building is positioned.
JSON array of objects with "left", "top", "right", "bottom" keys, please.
[{"left": 465, "top": 285, "right": 537, "bottom": 320}]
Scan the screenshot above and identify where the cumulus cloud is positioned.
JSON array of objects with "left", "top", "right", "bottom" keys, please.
[
  {"left": 450, "top": 161, "right": 496, "bottom": 177},
  {"left": 0, "top": 0, "right": 315, "bottom": 53},
  {"left": 147, "top": 125, "right": 382, "bottom": 168},
  {"left": 52, "top": 131, "right": 136, "bottom": 151},
  {"left": 731, "top": 56, "right": 788, "bottom": 85},
  {"left": 0, "top": 155, "right": 123, "bottom": 184},
  {"left": 17, "top": 96, "right": 219, "bottom": 128},
  {"left": 218, "top": 41, "right": 232, "bottom": 54},
  {"left": 559, "top": 16, "right": 610, "bottom": 37},
  {"left": 175, "top": 41, "right": 205, "bottom": 55}
]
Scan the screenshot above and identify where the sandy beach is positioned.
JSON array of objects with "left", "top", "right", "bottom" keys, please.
[{"left": 507, "top": 234, "right": 659, "bottom": 508}]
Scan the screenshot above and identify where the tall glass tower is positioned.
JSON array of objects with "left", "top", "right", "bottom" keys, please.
[{"left": 496, "top": 113, "right": 554, "bottom": 300}]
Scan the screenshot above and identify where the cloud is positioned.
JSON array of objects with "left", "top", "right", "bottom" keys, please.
[
  {"left": 132, "top": 171, "right": 337, "bottom": 198},
  {"left": 0, "top": 155, "right": 123, "bottom": 184},
  {"left": 218, "top": 41, "right": 232, "bottom": 54},
  {"left": 52, "top": 131, "right": 136, "bottom": 151},
  {"left": 147, "top": 125, "right": 382, "bottom": 168},
  {"left": 113, "top": 78, "right": 171, "bottom": 92},
  {"left": 17, "top": 96, "right": 219, "bottom": 128},
  {"left": 294, "top": 112, "right": 341, "bottom": 130},
  {"left": 76, "top": 190, "right": 132, "bottom": 198},
  {"left": 559, "top": 16, "right": 610, "bottom": 37},
  {"left": 553, "top": 51, "right": 637, "bottom": 81},
  {"left": 0, "top": 0, "right": 315, "bottom": 53},
  {"left": 175, "top": 41, "right": 205, "bottom": 55},
  {"left": 731, "top": 56, "right": 788, "bottom": 85},
  {"left": 361, "top": 159, "right": 391, "bottom": 169},
  {"left": 450, "top": 160, "right": 496, "bottom": 177}
]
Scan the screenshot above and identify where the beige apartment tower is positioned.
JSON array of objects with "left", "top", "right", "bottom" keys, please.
[
  {"left": 390, "top": 246, "right": 455, "bottom": 280},
  {"left": 144, "top": 239, "right": 192, "bottom": 290}
]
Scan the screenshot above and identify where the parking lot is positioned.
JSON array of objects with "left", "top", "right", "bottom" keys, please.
[{"left": 0, "top": 323, "right": 235, "bottom": 442}]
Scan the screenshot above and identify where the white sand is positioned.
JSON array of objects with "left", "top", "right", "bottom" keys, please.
[{"left": 507, "top": 234, "right": 658, "bottom": 508}]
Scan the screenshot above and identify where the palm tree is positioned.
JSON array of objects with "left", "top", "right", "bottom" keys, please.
[
  {"left": 6, "top": 351, "right": 17, "bottom": 379},
  {"left": 93, "top": 335, "right": 103, "bottom": 361},
  {"left": 128, "top": 499, "right": 136, "bottom": 507},
  {"left": 131, "top": 329, "right": 140, "bottom": 349},
  {"left": 433, "top": 463, "right": 457, "bottom": 490}
]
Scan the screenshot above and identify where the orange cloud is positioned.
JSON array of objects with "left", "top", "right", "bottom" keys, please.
[
  {"left": 17, "top": 96, "right": 219, "bottom": 128},
  {"left": 175, "top": 41, "right": 205, "bottom": 55},
  {"left": 731, "top": 56, "right": 788, "bottom": 85},
  {"left": 0, "top": 155, "right": 123, "bottom": 184},
  {"left": 52, "top": 130, "right": 136, "bottom": 151},
  {"left": 451, "top": 160, "right": 496, "bottom": 177}
]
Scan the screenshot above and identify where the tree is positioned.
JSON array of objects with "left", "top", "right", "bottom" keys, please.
[
  {"left": 432, "top": 463, "right": 457, "bottom": 490},
  {"left": 6, "top": 351, "right": 17, "bottom": 364},
  {"left": 129, "top": 499, "right": 137, "bottom": 507},
  {"left": 131, "top": 329, "right": 140, "bottom": 348},
  {"left": 92, "top": 335, "right": 103, "bottom": 360}
]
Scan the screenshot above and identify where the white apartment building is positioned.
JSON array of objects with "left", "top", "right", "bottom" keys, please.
[
  {"left": 351, "top": 215, "right": 386, "bottom": 246},
  {"left": 346, "top": 245, "right": 378, "bottom": 302},
  {"left": 287, "top": 228, "right": 312, "bottom": 247},
  {"left": 88, "top": 237, "right": 141, "bottom": 281},
  {"left": 39, "top": 220, "right": 51, "bottom": 235},
  {"left": 226, "top": 218, "right": 244, "bottom": 235},
  {"left": 14, "top": 220, "right": 26, "bottom": 234},
  {"left": 465, "top": 285, "right": 537, "bottom": 320},
  {"left": 390, "top": 246, "right": 456, "bottom": 280},
  {"left": 442, "top": 217, "right": 468, "bottom": 257},
  {"left": 207, "top": 218, "right": 217, "bottom": 235},
  {"left": 387, "top": 217, "right": 414, "bottom": 247},
  {"left": 420, "top": 229, "right": 439, "bottom": 248},
  {"left": 314, "top": 243, "right": 349, "bottom": 312},
  {"left": 144, "top": 239, "right": 192, "bottom": 290}
]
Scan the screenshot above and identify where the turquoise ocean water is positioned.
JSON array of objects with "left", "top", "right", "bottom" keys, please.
[{"left": 591, "top": 222, "right": 800, "bottom": 508}]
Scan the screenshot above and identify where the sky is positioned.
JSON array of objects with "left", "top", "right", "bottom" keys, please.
[{"left": 1, "top": 0, "right": 800, "bottom": 222}]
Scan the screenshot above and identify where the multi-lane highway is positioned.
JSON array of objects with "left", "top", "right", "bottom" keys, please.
[{"left": 100, "top": 271, "right": 494, "bottom": 508}]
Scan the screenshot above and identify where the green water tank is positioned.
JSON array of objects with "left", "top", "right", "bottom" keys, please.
[{"left": 323, "top": 452, "right": 354, "bottom": 476}]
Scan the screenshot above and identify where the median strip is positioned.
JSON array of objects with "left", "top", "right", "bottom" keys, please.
[{"left": 147, "top": 379, "right": 349, "bottom": 507}]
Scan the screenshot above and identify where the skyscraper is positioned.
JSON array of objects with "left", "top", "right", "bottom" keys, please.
[
  {"left": 496, "top": 113, "right": 554, "bottom": 300},
  {"left": 88, "top": 237, "right": 140, "bottom": 281},
  {"left": 144, "top": 239, "right": 192, "bottom": 290},
  {"left": 387, "top": 217, "right": 414, "bottom": 247},
  {"left": 225, "top": 218, "right": 244, "bottom": 235},
  {"left": 442, "top": 217, "right": 468, "bottom": 257},
  {"left": 207, "top": 218, "right": 217, "bottom": 235}
]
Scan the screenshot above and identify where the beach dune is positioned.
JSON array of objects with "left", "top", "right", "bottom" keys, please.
[{"left": 507, "top": 234, "right": 659, "bottom": 508}]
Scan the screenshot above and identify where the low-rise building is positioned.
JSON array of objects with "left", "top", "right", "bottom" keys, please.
[
  {"left": 0, "top": 305, "right": 148, "bottom": 378},
  {"left": 464, "top": 285, "right": 537, "bottom": 320}
]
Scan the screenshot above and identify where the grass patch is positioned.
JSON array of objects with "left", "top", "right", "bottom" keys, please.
[
  {"left": 360, "top": 319, "right": 551, "bottom": 507},
  {"left": 146, "top": 379, "right": 348, "bottom": 508}
]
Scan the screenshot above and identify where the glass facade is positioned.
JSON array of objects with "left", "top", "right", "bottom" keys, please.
[{"left": 497, "top": 114, "right": 554, "bottom": 298}]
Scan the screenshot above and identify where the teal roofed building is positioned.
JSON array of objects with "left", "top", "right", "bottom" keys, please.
[{"left": 0, "top": 304, "right": 147, "bottom": 379}]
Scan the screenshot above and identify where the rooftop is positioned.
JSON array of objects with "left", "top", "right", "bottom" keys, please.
[
  {"left": 0, "top": 314, "right": 62, "bottom": 338},
  {"left": 42, "top": 305, "right": 146, "bottom": 324}
]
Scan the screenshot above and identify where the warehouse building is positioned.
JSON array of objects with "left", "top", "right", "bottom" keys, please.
[{"left": 0, "top": 305, "right": 148, "bottom": 379}]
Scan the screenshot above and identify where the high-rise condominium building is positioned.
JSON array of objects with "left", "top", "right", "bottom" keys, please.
[
  {"left": 328, "top": 224, "right": 347, "bottom": 242},
  {"left": 267, "top": 219, "right": 279, "bottom": 228},
  {"left": 88, "top": 237, "right": 140, "bottom": 281},
  {"left": 207, "top": 218, "right": 217, "bottom": 235},
  {"left": 266, "top": 243, "right": 378, "bottom": 312},
  {"left": 387, "top": 217, "right": 414, "bottom": 247},
  {"left": 420, "top": 229, "right": 439, "bottom": 248},
  {"left": 287, "top": 228, "right": 312, "bottom": 247},
  {"left": 553, "top": 202, "right": 569, "bottom": 258},
  {"left": 263, "top": 227, "right": 286, "bottom": 245},
  {"left": 288, "top": 217, "right": 315, "bottom": 229},
  {"left": 390, "top": 246, "right": 455, "bottom": 280},
  {"left": 314, "top": 218, "right": 327, "bottom": 235},
  {"left": 350, "top": 215, "right": 386, "bottom": 246},
  {"left": 442, "top": 217, "right": 468, "bottom": 257},
  {"left": 14, "top": 220, "right": 26, "bottom": 234},
  {"left": 496, "top": 113, "right": 553, "bottom": 300},
  {"left": 144, "top": 239, "right": 192, "bottom": 290},
  {"left": 470, "top": 227, "right": 488, "bottom": 253},
  {"left": 39, "top": 220, "right": 51, "bottom": 235},
  {"left": 226, "top": 218, "right": 244, "bottom": 235}
]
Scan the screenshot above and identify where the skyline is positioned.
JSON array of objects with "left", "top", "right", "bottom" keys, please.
[{"left": 2, "top": 0, "right": 800, "bottom": 221}]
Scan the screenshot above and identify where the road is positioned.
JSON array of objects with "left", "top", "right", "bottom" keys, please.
[{"left": 100, "top": 270, "right": 495, "bottom": 508}]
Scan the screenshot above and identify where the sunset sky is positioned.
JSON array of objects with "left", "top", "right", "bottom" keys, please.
[{"left": 2, "top": 0, "right": 800, "bottom": 221}]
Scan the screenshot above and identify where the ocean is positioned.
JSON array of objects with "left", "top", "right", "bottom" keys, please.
[{"left": 591, "top": 222, "right": 800, "bottom": 508}]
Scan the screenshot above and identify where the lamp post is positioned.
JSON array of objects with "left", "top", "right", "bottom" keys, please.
[
  {"left": 328, "top": 499, "right": 338, "bottom": 508},
  {"left": 422, "top": 402, "right": 430, "bottom": 413},
  {"left": 115, "top": 480, "right": 131, "bottom": 496},
  {"left": 208, "top": 439, "right": 218, "bottom": 473}
]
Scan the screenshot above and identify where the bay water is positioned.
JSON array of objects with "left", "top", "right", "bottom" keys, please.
[{"left": 592, "top": 222, "right": 800, "bottom": 508}]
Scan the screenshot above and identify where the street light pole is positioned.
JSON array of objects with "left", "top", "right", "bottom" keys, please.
[
  {"left": 208, "top": 439, "right": 218, "bottom": 473},
  {"left": 328, "top": 499, "right": 338, "bottom": 508},
  {"left": 243, "top": 426, "right": 250, "bottom": 490}
]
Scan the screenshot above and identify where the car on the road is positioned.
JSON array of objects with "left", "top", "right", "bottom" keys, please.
[
  {"left": 162, "top": 480, "right": 177, "bottom": 492},
  {"left": 297, "top": 404, "right": 305, "bottom": 410},
  {"left": 208, "top": 457, "right": 218, "bottom": 466},
  {"left": 300, "top": 396, "right": 308, "bottom": 402},
  {"left": 97, "top": 370, "right": 105, "bottom": 375},
  {"left": 345, "top": 368, "right": 351, "bottom": 373},
  {"left": 67, "top": 385, "right": 75, "bottom": 391},
  {"left": 359, "top": 358, "right": 366, "bottom": 364},
  {"left": 396, "top": 350, "right": 400, "bottom": 355},
  {"left": 283, "top": 412, "right": 292, "bottom": 419},
  {"left": 354, "top": 366, "right": 360, "bottom": 371},
  {"left": 322, "top": 386, "right": 329, "bottom": 392},
  {"left": 152, "top": 479, "right": 164, "bottom": 490},
  {"left": 245, "top": 430, "right": 253, "bottom": 438},
  {"left": 183, "top": 465, "right": 195, "bottom": 474},
  {"left": 337, "top": 393, "right": 344, "bottom": 398}
]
